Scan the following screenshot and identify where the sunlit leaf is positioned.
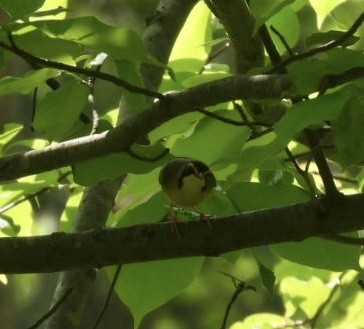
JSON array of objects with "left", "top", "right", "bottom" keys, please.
[
  {"left": 280, "top": 276, "right": 331, "bottom": 318},
  {"left": 230, "top": 313, "right": 287, "bottom": 329},
  {"left": 169, "top": 1, "right": 211, "bottom": 73},
  {"left": 0, "top": 124, "right": 22, "bottom": 155},
  {"left": 309, "top": 0, "right": 346, "bottom": 28}
]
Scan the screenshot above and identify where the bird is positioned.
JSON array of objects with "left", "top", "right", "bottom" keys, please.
[{"left": 159, "top": 157, "right": 216, "bottom": 219}]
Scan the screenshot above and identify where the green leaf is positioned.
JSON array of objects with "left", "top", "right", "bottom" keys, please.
[
  {"left": 305, "top": 30, "right": 360, "bottom": 48},
  {"left": 267, "top": 7, "right": 300, "bottom": 55},
  {"left": 274, "top": 89, "right": 350, "bottom": 139},
  {"left": 226, "top": 182, "right": 310, "bottom": 212},
  {"left": 0, "top": 0, "right": 45, "bottom": 19},
  {"left": 73, "top": 144, "right": 170, "bottom": 186},
  {"left": 233, "top": 313, "right": 287, "bottom": 329},
  {"left": 172, "top": 110, "right": 250, "bottom": 166},
  {"left": 257, "top": 168, "right": 294, "bottom": 186},
  {"left": 115, "top": 192, "right": 166, "bottom": 227},
  {"left": 32, "top": 17, "right": 159, "bottom": 64},
  {"left": 272, "top": 253, "right": 333, "bottom": 283},
  {"left": 169, "top": 1, "right": 211, "bottom": 73},
  {"left": 309, "top": 0, "right": 346, "bottom": 28},
  {"left": 0, "top": 123, "right": 22, "bottom": 154},
  {"left": 110, "top": 257, "right": 204, "bottom": 328},
  {"left": 258, "top": 263, "right": 276, "bottom": 294},
  {"left": 227, "top": 132, "right": 285, "bottom": 183},
  {"left": 110, "top": 169, "right": 162, "bottom": 226},
  {"left": 272, "top": 236, "right": 361, "bottom": 272},
  {"left": 0, "top": 68, "right": 60, "bottom": 97},
  {"left": 0, "top": 215, "right": 21, "bottom": 236},
  {"left": 59, "top": 188, "right": 83, "bottom": 233},
  {"left": 33, "top": 80, "right": 88, "bottom": 141},
  {"left": 250, "top": 0, "right": 295, "bottom": 34},
  {"left": 11, "top": 28, "right": 82, "bottom": 64},
  {"left": 149, "top": 112, "right": 203, "bottom": 144},
  {"left": 289, "top": 48, "right": 364, "bottom": 95},
  {"left": 332, "top": 96, "right": 364, "bottom": 167},
  {"left": 330, "top": 0, "right": 364, "bottom": 29},
  {"left": 115, "top": 59, "right": 148, "bottom": 116},
  {"left": 280, "top": 276, "right": 331, "bottom": 318}
]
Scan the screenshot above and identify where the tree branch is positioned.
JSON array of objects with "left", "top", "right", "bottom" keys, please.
[
  {"left": 0, "top": 74, "right": 291, "bottom": 181},
  {"left": 141, "top": 0, "right": 199, "bottom": 89},
  {"left": 1, "top": 193, "right": 363, "bottom": 274},
  {"left": 211, "top": 0, "right": 264, "bottom": 73},
  {"left": 43, "top": 179, "right": 123, "bottom": 328}
]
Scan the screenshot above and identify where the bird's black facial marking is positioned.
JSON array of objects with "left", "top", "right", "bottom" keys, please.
[
  {"left": 178, "top": 163, "right": 197, "bottom": 189},
  {"left": 202, "top": 172, "right": 216, "bottom": 192}
]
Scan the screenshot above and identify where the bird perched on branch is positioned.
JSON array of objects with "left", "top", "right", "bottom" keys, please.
[{"left": 159, "top": 157, "right": 216, "bottom": 221}]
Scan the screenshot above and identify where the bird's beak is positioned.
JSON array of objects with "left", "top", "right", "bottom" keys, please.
[{"left": 195, "top": 171, "right": 206, "bottom": 179}]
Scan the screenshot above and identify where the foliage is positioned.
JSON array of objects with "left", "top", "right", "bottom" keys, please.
[{"left": 0, "top": 0, "right": 364, "bottom": 328}]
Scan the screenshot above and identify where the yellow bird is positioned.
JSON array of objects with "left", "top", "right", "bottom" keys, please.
[{"left": 159, "top": 157, "right": 216, "bottom": 212}]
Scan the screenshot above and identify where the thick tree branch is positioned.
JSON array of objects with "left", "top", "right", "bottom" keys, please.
[
  {"left": 1, "top": 193, "right": 363, "bottom": 274},
  {"left": 0, "top": 74, "right": 291, "bottom": 181},
  {"left": 211, "top": 0, "right": 264, "bottom": 73},
  {"left": 141, "top": 0, "right": 199, "bottom": 89}
]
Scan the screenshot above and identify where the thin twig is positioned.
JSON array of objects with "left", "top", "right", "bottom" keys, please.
[
  {"left": 258, "top": 24, "right": 283, "bottom": 68},
  {"left": 126, "top": 147, "right": 169, "bottom": 162},
  {"left": 233, "top": 102, "right": 258, "bottom": 136},
  {"left": 305, "top": 129, "right": 341, "bottom": 201},
  {"left": 196, "top": 107, "right": 270, "bottom": 128},
  {"left": 198, "top": 41, "right": 230, "bottom": 74},
  {"left": 92, "top": 265, "right": 122, "bottom": 329},
  {"left": 0, "top": 33, "right": 163, "bottom": 100},
  {"left": 270, "top": 25, "right": 295, "bottom": 57},
  {"left": 26, "top": 287, "right": 73, "bottom": 329},
  {"left": 310, "top": 272, "right": 347, "bottom": 328},
  {"left": 285, "top": 147, "right": 317, "bottom": 198},
  {"left": 268, "top": 12, "right": 364, "bottom": 73},
  {"left": 219, "top": 272, "right": 255, "bottom": 329},
  {"left": 319, "top": 66, "right": 364, "bottom": 93}
]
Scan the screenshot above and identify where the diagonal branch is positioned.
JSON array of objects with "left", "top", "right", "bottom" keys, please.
[
  {"left": 0, "top": 74, "right": 291, "bottom": 181},
  {"left": 0, "top": 193, "right": 363, "bottom": 274}
]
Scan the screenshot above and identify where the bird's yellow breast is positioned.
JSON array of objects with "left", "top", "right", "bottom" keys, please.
[{"left": 162, "top": 174, "right": 209, "bottom": 207}]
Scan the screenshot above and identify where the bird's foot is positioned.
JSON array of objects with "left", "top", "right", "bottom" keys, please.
[{"left": 194, "top": 208, "right": 213, "bottom": 228}]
